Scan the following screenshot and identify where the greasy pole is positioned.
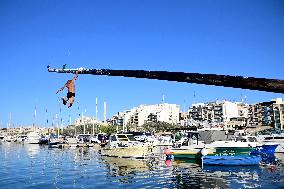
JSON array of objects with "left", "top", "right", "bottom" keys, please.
[{"left": 48, "top": 67, "right": 284, "bottom": 93}]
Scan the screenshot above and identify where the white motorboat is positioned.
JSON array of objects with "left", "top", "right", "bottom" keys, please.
[
  {"left": 3, "top": 135, "right": 13, "bottom": 142},
  {"left": 90, "top": 133, "right": 109, "bottom": 144},
  {"left": 27, "top": 132, "right": 41, "bottom": 144},
  {"left": 154, "top": 134, "right": 174, "bottom": 146},
  {"left": 16, "top": 135, "right": 28, "bottom": 142},
  {"left": 256, "top": 133, "right": 284, "bottom": 153},
  {"left": 101, "top": 134, "right": 151, "bottom": 158}
]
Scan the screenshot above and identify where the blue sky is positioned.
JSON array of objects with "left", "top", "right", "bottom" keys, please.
[{"left": 0, "top": 0, "right": 284, "bottom": 127}]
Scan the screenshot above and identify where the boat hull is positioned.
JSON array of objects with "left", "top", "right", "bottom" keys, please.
[
  {"left": 27, "top": 139, "right": 41, "bottom": 144},
  {"left": 169, "top": 148, "right": 215, "bottom": 159},
  {"left": 101, "top": 145, "right": 150, "bottom": 158},
  {"left": 170, "top": 146, "right": 255, "bottom": 160},
  {"left": 203, "top": 155, "right": 261, "bottom": 166},
  {"left": 251, "top": 144, "right": 278, "bottom": 155},
  {"left": 214, "top": 147, "right": 255, "bottom": 156}
]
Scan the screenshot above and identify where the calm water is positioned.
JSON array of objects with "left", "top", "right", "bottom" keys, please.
[{"left": 0, "top": 143, "right": 284, "bottom": 189}]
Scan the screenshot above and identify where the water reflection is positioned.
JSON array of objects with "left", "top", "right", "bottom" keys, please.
[
  {"left": 102, "top": 156, "right": 149, "bottom": 176},
  {"left": 169, "top": 159, "right": 229, "bottom": 188},
  {"left": 25, "top": 144, "right": 40, "bottom": 157},
  {"left": 0, "top": 144, "right": 284, "bottom": 189},
  {"left": 169, "top": 157, "right": 284, "bottom": 189}
]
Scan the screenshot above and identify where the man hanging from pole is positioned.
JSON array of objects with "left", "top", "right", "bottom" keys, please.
[{"left": 56, "top": 71, "right": 79, "bottom": 108}]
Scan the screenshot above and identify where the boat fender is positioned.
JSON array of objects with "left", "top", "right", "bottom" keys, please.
[
  {"left": 164, "top": 148, "right": 171, "bottom": 155},
  {"left": 201, "top": 148, "right": 209, "bottom": 156},
  {"left": 270, "top": 164, "right": 276, "bottom": 172},
  {"left": 165, "top": 159, "right": 172, "bottom": 167}
]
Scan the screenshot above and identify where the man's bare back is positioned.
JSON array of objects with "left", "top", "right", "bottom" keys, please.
[
  {"left": 66, "top": 80, "right": 75, "bottom": 93},
  {"left": 56, "top": 71, "right": 78, "bottom": 108}
]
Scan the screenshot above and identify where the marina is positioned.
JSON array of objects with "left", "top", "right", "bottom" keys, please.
[
  {"left": 0, "top": 141, "right": 284, "bottom": 189},
  {"left": 1, "top": 128, "right": 284, "bottom": 188}
]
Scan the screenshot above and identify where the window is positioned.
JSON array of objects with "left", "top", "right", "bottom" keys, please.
[{"left": 110, "top": 136, "right": 117, "bottom": 141}]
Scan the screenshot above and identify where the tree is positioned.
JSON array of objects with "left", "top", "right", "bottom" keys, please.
[
  {"left": 141, "top": 121, "right": 181, "bottom": 133},
  {"left": 99, "top": 125, "right": 117, "bottom": 135}
]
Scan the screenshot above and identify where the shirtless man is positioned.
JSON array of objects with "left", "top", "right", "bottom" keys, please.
[{"left": 56, "top": 71, "right": 79, "bottom": 108}]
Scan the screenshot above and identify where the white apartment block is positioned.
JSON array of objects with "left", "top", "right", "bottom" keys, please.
[
  {"left": 114, "top": 103, "right": 180, "bottom": 127},
  {"left": 74, "top": 116, "right": 98, "bottom": 126}
]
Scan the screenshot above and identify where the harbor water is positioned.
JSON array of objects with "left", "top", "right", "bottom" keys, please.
[{"left": 0, "top": 143, "right": 284, "bottom": 189}]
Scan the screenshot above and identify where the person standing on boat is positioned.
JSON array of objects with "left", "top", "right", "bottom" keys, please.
[{"left": 56, "top": 71, "right": 79, "bottom": 108}]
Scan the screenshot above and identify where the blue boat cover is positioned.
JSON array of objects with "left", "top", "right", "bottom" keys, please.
[{"left": 251, "top": 144, "right": 278, "bottom": 155}]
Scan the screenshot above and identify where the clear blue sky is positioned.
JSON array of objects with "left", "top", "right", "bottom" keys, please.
[{"left": 0, "top": 0, "right": 284, "bottom": 127}]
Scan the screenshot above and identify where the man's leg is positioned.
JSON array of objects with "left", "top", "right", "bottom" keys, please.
[
  {"left": 62, "top": 97, "right": 69, "bottom": 105},
  {"left": 68, "top": 97, "right": 74, "bottom": 108}
]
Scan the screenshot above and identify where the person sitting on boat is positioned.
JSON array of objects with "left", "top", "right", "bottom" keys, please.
[{"left": 56, "top": 71, "right": 79, "bottom": 108}]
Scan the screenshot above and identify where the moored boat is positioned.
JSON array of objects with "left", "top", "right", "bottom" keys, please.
[
  {"left": 257, "top": 133, "right": 284, "bottom": 153},
  {"left": 167, "top": 147, "right": 215, "bottom": 159},
  {"left": 27, "top": 132, "right": 41, "bottom": 144},
  {"left": 101, "top": 134, "right": 151, "bottom": 158}
]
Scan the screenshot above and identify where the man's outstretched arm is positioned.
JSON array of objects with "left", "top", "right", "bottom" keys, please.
[
  {"left": 56, "top": 83, "right": 67, "bottom": 94},
  {"left": 72, "top": 71, "right": 79, "bottom": 82}
]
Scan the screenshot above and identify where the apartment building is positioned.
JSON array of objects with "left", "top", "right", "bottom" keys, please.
[
  {"left": 248, "top": 98, "right": 284, "bottom": 130},
  {"left": 188, "top": 101, "right": 239, "bottom": 124},
  {"left": 112, "top": 103, "right": 180, "bottom": 127},
  {"left": 74, "top": 116, "right": 98, "bottom": 126}
]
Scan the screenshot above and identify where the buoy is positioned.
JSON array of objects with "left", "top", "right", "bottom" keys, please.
[
  {"left": 165, "top": 159, "right": 172, "bottom": 167},
  {"left": 164, "top": 148, "right": 171, "bottom": 155},
  {"left": 201, "top": 148, "right": 208, "bottom": 156},
  {"left": 270, "top": 164, "right": 276, "bottom": 172}
]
